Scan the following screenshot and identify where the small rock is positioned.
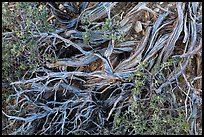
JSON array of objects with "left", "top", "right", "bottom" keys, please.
[
  {"left": 135, "top": 21, "right": 143, "bottom": 33},
  {"left": 59, "top": 4, "right": 64, "bottom": 11},
  {"left": 154, "top": 8, "right": 160, "bottom": 12}
]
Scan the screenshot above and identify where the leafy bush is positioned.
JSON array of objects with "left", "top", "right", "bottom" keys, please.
[{"left": 2, "top": 2, "right": 53, "bottom": 81}]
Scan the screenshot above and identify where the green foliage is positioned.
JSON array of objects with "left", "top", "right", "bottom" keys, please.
[
  {"left": 107, "top": 60, "right": 189, "bottom": 135},
  {"left": 81, "top": 14, "right": 91, "bottom": 24},
  {"left": 82, "top": 25, "right": 91, "bottom": 45},
  {"left": 110, "top": 95, "right": 189, "bottom": 135},
  {"left": 102, "top": 18, "right": 125, "bottom": 41},
  {"left": 2, "top": 2, "right": 53, "bottom": 81},
  {"left": 81, "top": 15, "right": 125, "bottom": 44},
  {"left": 16, "top": 2, "right": 54, "bottom": 33},
  {"left": 45, "top": 54, "right": 58, "bottom": 63},
  {"left": 134, "top": 62, "right": 148, "bottom": 94},
  {"left": 101, "top": 18, "right": 112, "bottom": 31}
]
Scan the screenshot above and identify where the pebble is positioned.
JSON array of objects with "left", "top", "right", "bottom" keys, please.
[
  {"left": 154, "top": 8, "right": 160, "bottom": 12},
  {"left": 130, "top": 37, "right": 134, "bottom": 40},
  {"left": 59, "top": 4, "right": 64, "bottom": 11},
  {"left": 135, "top": 21, "right": 143, "bottom": 33}
]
